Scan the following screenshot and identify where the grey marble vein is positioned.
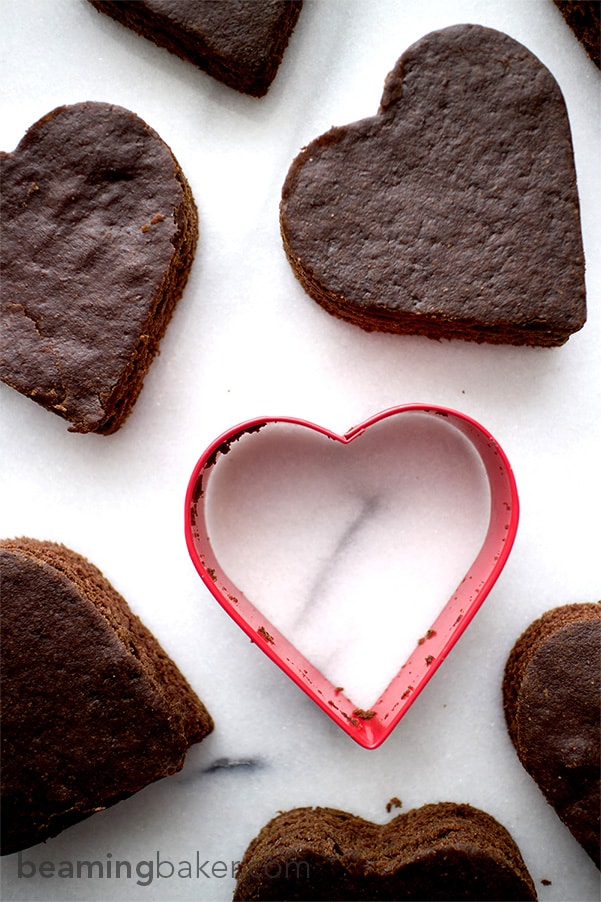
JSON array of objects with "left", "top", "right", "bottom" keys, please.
[{"left": 293, "top": 495, "right": 381, "bottom": 631}]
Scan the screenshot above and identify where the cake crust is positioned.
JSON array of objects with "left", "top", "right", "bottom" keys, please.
[
  {"left": 503, "top": 603, "right": 600, "bottom": 867},
  {"left": 0, "top": 102, "right": 198, "bottom": 434},
  {"left": 280, "top": 24, "right": 586, "bottom": 347},
  {"left": 0, "top": 537, "right": 213, "bottom": 856}
]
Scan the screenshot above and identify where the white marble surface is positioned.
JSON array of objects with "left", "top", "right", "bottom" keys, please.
[
  {"left": 201, "top": 413, "right": 494, "bottom": 709},
  {"left": 1, "top": 1, "right": 600, "bottom": 900}
]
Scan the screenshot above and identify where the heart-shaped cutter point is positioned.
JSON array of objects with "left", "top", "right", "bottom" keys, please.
[{"left": 185, "top": 405, "right": 519, "bottom": 749}]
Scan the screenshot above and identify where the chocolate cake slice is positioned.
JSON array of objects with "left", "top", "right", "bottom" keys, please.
[
  {"left": 0, "top": 102, "right": 198, "bottom": 434},
  {"left": 503, "top": 602, "right": 600, "bottom": 867},
  {"left": 87, "top": 0, "right": 303, "bottom": 97},
  {"left": 0, "top": 538, "right": 213, "bottom": 856},
  {"left": 233, "top": 803, "right": 537, "bottom": 900},
  {"left": 280, "top": 24, "right": 586, "bottom": 346}
]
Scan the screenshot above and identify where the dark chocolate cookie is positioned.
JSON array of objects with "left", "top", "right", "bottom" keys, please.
[
  {"left": 0, "top": 537, "right": 213, "bottom": 855},
  {"left": 87, "top": 0, "right": 303, "bottom": 97},
  {"left": 1, "top": 102, "right": 198, "bottom": 434},
  {"left": 234, "top": 803, "right": 537, "bottom": 900},
  {"left": 503, "top": 603, "right": 600, "bottom": 866},
  {"left": 280, "top": 24, "right": 586, "bottom": 346}
]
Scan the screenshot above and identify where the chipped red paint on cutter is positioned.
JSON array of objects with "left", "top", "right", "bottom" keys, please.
[{"left": 185, "top": 405, "right": 519, "bottom": 749}]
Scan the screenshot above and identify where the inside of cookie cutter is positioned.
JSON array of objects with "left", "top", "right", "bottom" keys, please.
[{"left": 185, "top": 405, "right": 519, "bottom": 748}]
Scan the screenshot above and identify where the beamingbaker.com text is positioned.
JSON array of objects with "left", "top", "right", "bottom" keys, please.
[{"left": 16, "top": 851, "right": 310, "bottom": 887}]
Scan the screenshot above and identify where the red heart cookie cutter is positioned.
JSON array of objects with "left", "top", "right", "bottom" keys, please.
[{"left": 185, "top": 405, "right": 519, "bottom": 749}]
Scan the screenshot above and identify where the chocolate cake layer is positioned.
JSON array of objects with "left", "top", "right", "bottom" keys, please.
[
  {"left": 503, "top": 602, "right": 600, "bottom": 867},
  {"left": 234, "top": 802, "right": 537, "bottom": 900},
  {"left": 553, "top": 0, "right": 600, "bottom": 68},
  {"left": 1, "top": 537, "right": 213, "bottom": 855},
  {"left": 280, "top": 25, "right": 586, "bottom": 347},
  {"left": 87, "top": 0, "right": 303, "bottom": 96},
  {"left": 1, "top": 102, "right": 198, "bottom": 434}
]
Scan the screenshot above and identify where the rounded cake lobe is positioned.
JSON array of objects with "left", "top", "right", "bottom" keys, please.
[
  {"left": 280, "top": 24, "right": 586, "bottom": 346},
  {"left": 0, "top": 537, "right": 213, "bottom": 856},
  {"left": 0, "top": 101, "right": 198, "bottom": 434},
  {"left": 234, "top": 802, "right": 537, "bottom": 900},
  {"left": 503, "top": 602, "right": 601, "bottom": 867}
]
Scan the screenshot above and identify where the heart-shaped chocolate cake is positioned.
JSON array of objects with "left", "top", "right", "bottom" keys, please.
[
  {"left": 0, "top": 102, "right": 198, "bottom": 434},
  {"left": 87, "top": 0, "right": 303, "bottom": 97},
  {"left": 233, "top": 803, "right": 537, "bottom": 900},
  {"left": 503, "top": 602, "right": 600, "bottom": 867},
  {"left": 0, "top": 537, "right": 213, "bottom": 856},
  {"left": 280, "top": 24, "right": 586, "bottom": 346}
]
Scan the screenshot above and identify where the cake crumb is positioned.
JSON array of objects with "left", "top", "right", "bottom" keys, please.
[
  {"left": 386, "top": 797, "right": 402, "bottom": 813},
  {"left": 418, "top": 629, "right": 437, "bottom": 645},
  {"left": 353, "top": 708, "right": 376, "bottom": 720},
  {"left": 258, "top": 626, "right": 274, "bottom": 644}
]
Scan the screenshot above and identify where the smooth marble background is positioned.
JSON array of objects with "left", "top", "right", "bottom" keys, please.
[
  {"left": 202, "top": 414, "right": 493, "bottom": 707},
  {"left": 1, "top": 1, "right": 599, "bottom": 900}
]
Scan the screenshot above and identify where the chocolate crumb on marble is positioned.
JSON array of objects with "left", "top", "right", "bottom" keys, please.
[{"left": 385, "top": 797, "right": 402, "bottom": 813}]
